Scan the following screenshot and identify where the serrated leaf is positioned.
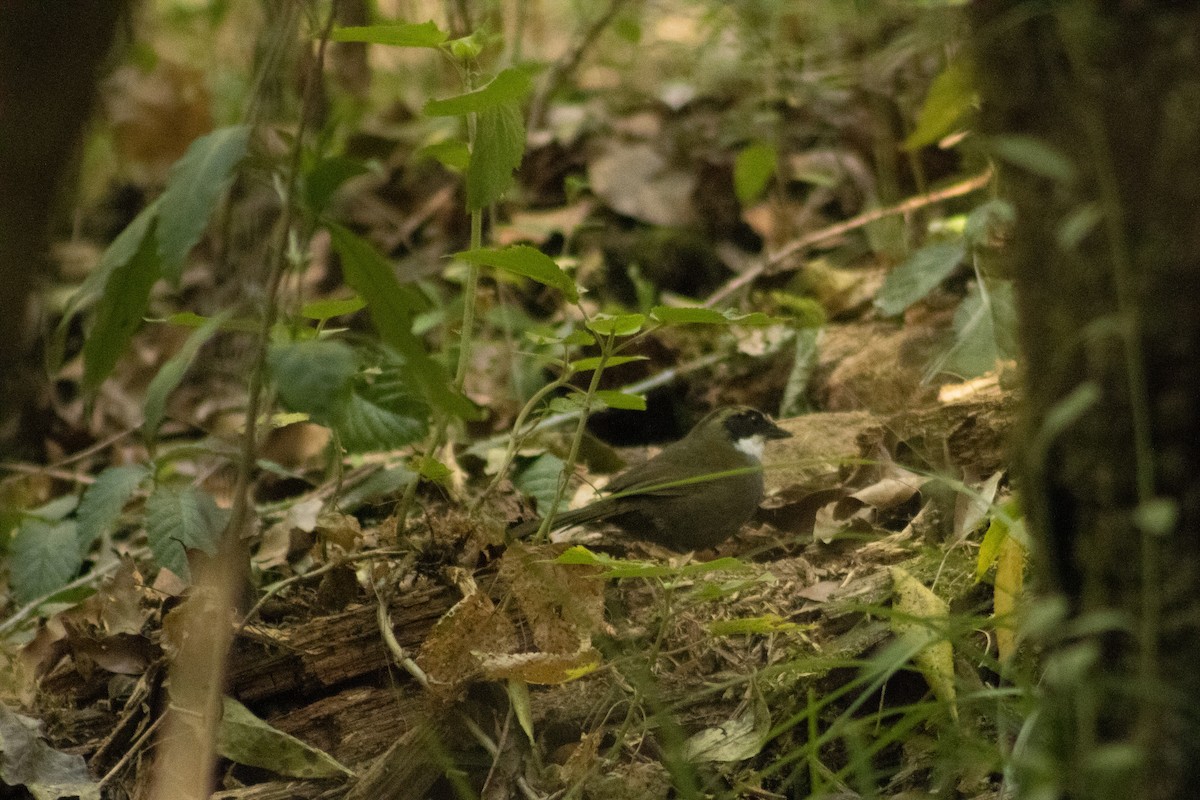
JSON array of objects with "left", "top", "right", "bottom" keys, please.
[
  {"left": 158, "top": 125, "right": 252, "bottom": 282},
  {"left": 874, "top": 240, "right": 965, "bottom": 316},
  {"left": 10, "top": 519, "right": 82, "bottom": 604},
  {"left": 457, "top": 245, "right": 577, "bottom": 302},
  {"left": 82, "top": 218, "right": 161, "bottom": 391},
  {"left": 76, "top": 465, "right": 149, "bottom": 551},
  {"left": 218, "top": 696, "right": 352, "bottom": 778},
  {"left": 144, "top": 485, "right": 227, "bottom": 581},
  {"left": 515, "top": 453, "right": 565, "bottom": 513},
  {"left": 303, "top": 154, "right": 368, "bottom": 217},
  {"left": 331, "top": 20, "right": 446, "bottom": 47},
  {"left": 467, "top": 102, "right": 525, "bottom": 210},
  {"left": 593, "top": 390, "right": 646, "bottom": 411},
  {"left": 904, "top": 59, "right": 976, "bottom": 150},
  {"left": 337, "top": 362, "right": 430, "bottom": 453},
  {"left": 587, "top": 313, "right": 644, "bottom": 337},
  {"left": 423, "top": 68, "right": 533, "bottom": 117},
  {"left": 568, "top": 355, "right": 648, "bottom": 372},
  {"left": 328, "top": 222, "right": 476, "bottom": 419},
  {"left": 927, "top": 279, "right": 1018, "bottom": 380},
  {"left": 301, "top": 295, "right": 366, "bottom": 321},
  {"left": 267, "top": 339, "right": 357, "bottom": 426},
  {"left": 734, "top": 142, "right": 777, "bottom": 205},
  {"left": 144, "top": 312, "right": 229, "bottom": 447},
  {"left": 890, "top": 566, "right": 957, "bottom": 721}
]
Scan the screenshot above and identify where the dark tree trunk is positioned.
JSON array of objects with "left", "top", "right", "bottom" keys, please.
[
  {"left": 0, "top": 1, "right": 129, "bottom": 457},
  {"left": 969, "top": 3, "right": 1200, "bottom": 798}
]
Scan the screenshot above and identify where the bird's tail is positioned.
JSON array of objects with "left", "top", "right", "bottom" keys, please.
[{"left": 508, "top": 500, "right": 615, "bottom": 540}]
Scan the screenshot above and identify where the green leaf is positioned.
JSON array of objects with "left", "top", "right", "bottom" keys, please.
[
  {"left": 587, "top": 313, "right": 644, "bottom": 337},
  {"left": 218, "top": 696, "right": 352, "bottom": 778},
  {"left": 651, "top": 305, "right": 726, "bottom": 325},
  {"left": 157, "top": 125, "right": 252, "bottom": 283},
  {"left": 548, "top": 395, "right": 585, "bottom": 414},
  {"left": 328, "top": 222, "right": 476, "bottom": 419},
  {"left": 649, "top": 306, "right": 784, "bottom": 327},
  {"left": 423, "top": 68, "right": 533, "bottom": 117},
  {"left": 708, "top": 614, "right": 802, "bottom": 636},
  {"left": 989, "top": 135, "right": 1076, "bottom": 183},
  {"left": 76, "top": 465, "right": 149, "bottom": 551},
  {"left": 303, "top": 155, "right": 368, "bottom": 218},
  {"left": 144, "top": 312, "right": 230, "bottom": 447},
  {"left": 964, "top": 199, "right": 1016, "bottom": 249},
  {"left": 927, "top": 280, "right": 1018, "bottom": 380},
  {"left": 267, "top": 339, "right": 358, "bottom": 426},
  {"left": 593, "top": 390, "right": 646, "bottom": 411},
  {"left": 904, "top": 59, "right": 976, "bottom": 150},
  {"left": 144, "top": 484, "right": 227, "bottom": 581},
  {"left": 466, "top": 102, "right": 525, "bottom": 210},
  {"left": 568, "top": 355, "right": 648, "bottom": 372},
  {"left": 456, "top": 245, "right": 578, "bottom": 302},
  {"left": 338, "top": 465, "right": 417, "bottom": 511},
  {"left": 734, "top": 142, "right": 777, "bottom": 205},
  {"left": 337, "top": 361, "right": 431, "bottom": 453},
  {"left": 874, "top": 240, "right": 966, "bottom": 316},
  {"left": 413, "top": 456, "right": 451, "bottom": 483},
  {"left": 331, "top": 20, "right": 447, "bottom": 47},
  {"left": 780, "top": 327, "right": 819, "bottom": 417},
  {"left": 301, "top": 295, "right": 366, "bottom": 321},
  {"left": 10, "top": 519, "right": 82, "bottom": 604},
  {"left": 60, "top": 199, "right": 161, "bottom": 327},
  {"left": 515, "top": 453, "right": 565, "bottom": 514},
  {"left": 419, "top": 139, "right": 471, "bottom": 171},
  {"left": 82, "top": 219, "right": 162, "bottom": 391}
]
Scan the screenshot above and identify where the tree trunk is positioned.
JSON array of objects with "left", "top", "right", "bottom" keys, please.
[
  {"left": 0, "top": 1, "right": 129, "bottom": 457},
  {"left": 969, "top": 3, "right": 1200, "bottom": 798}
]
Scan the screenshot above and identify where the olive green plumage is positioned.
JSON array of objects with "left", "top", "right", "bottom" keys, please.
[{"left": 512, "top": 406, "right": 790, "bottom": 551}]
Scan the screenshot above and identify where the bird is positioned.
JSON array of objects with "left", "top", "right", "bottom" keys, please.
[{"left": 511, "top": 406, "right": 791, "bottom": 551}]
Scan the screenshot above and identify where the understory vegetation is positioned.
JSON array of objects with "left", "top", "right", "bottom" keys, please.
[{"left": 2, "top": 2, "right": 1051, "bottom": 799}]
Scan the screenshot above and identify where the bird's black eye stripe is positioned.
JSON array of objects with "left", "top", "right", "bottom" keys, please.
[{"left": 724, "top": 410, "right": 768, "bottom": 440}]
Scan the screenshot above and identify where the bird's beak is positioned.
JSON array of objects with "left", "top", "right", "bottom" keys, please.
[{"left": 765, "top": 419, "right": 791, "bottom": 440}]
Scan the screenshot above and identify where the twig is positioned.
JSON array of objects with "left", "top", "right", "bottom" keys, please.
[
  {"left": 527, "top": 0, "right": 631, "bottom": 129},
  {"left": 705, "top": 167, "right": 994, "bottom": 307},
  {"left": 96, "top": 714, "right": 164, "bottom": 791},
  {"left": 373, "top": 566, "right": 432, "bottom": 690}
]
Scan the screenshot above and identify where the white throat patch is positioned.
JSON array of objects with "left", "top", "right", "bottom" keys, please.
[{"left": 734, "top": 434, "right": 765, "bottom": 460}]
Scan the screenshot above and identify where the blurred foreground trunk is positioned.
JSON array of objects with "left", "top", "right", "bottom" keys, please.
[
  {"left": 0, "top": 1, "right": 129, "bottom": 458},
  {"left": 970, "top": 3, "right": 1200, "bottom": 798}
]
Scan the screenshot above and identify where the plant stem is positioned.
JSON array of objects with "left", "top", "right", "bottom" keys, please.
[{"left": 536, "top": 332, "right": 613, "bottom": 540}]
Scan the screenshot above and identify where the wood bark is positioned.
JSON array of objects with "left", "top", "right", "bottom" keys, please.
[{"left": 969, "top": 3, "right": 1200, "bottom": 797}]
